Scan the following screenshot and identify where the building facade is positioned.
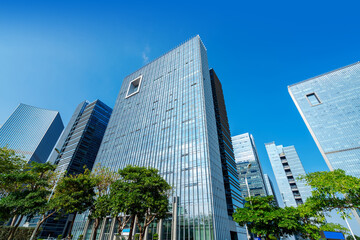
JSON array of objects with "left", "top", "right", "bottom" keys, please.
[
  {"left": 210, "top": 69, "right": 243, "bottom": 216},
  {"left": 232, "top": 133, "right": 268, "bottom": 198},
  {"left": 0, "top": 103, "right": 64, "bottom": 163},
  {"left": 288, "top": 62, "right": 360, "bottom": 177},
  {"left": 288, "top": 61, "right": 360, "bottom": 223},
  {"left": 263, "top": 174, "right": 279, "bottom": 206},
  {"left": 38, "top": 100, "right": 112, "bottom": 238},
  {"left": 265, "top": 142, "right": 312, "bottom": 207},
  {"left": 72, "top": 36, "right": 244, "bottom": 240}
]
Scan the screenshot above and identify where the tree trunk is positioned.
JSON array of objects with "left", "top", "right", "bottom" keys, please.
[
  {"left": 10, "top": 215, "right": 17, "bottom": 226},
  {"left": 7, "top": 215, "right": 23, "bottom": 240},
  {"left": 117, "top": 217, "right": 123, "bottom": 236},
  {"left": 29, "top": 211, "right": 57, "bottom": 240},
  {"left": 91, "top": 218, "right": 100, "bottom": 240},
  {"left": 29, "top": 217, "right": 43, "bottom": 240},
  {"left": 128, "top": 215, "right": 136, "bottom": 240},
  {"left": 139, "top": 226, "right": 147, "bottom": 240},
  {"left": 67, "top": 212, "right": 77, "bottom": 240}
]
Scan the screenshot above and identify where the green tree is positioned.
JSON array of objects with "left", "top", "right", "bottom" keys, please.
[
  {"left": 89, "top": 167, "right": 118, "bottom": 240},
  {"left": 52, "top": 169, "right": 97, "bottom": 240},
  {"left": 300, "top": 169, "right": 360, "bottom": 216},
  {"left": 109, "top": 175, "right": 134, "bottom": 238},
  {"left": 233, "top": 196, "right": 297, "bottom": 239},
  {"left": 0, "top": 161, "right": 57, "bottom": 240},
  {"left": 110, "top": 166, "right": 171, "bottom": 240},
  {"left": 233, "top": 196, "right": 347, "bottom": 240},
  {"left": 28, "top": 168, "right": 63, "bottom": 240},
  {"left": 0, "top": 146, "right": 28, "bottom": 209}
]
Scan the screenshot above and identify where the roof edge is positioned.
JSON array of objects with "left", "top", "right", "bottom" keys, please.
[{"left": 288, "top": 61, "right": 360, "bottom": 89}]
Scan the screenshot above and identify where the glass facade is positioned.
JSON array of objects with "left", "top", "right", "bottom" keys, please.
[
  {"left": 263, "top": 174, "right": 279, "bottom": 206},
  {"left": 265, "top": 142, "right": 312, "bottom": 207},
  {"left": 73, "top": 36, "right": 244, "bottom": 240},
  {"left": 210, "top": 69, "right": 243, "bottom": 216},
  {"left": 0, "top": 103, "right": 64, "bottom": 163},
  {"left": 36, "top": 100, "right": 112, "bottom": 238},
  {"left": 232, "top": 133, "right": 268, "bottom": 198},
  {"left": 288, "top": 62, "right": 360, "bottom": 177}
]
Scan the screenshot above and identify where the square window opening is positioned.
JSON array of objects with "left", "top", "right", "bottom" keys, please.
[
  {"left": 306, "top": 93, "right": 321, "bottom": 106},
  {"left": 126, "top": 76, "right": 142, "bottom": 98}
]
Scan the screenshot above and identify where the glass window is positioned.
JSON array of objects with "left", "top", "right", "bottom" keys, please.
[
  {"left": 126, "top": 76, "right": 142, "bottom": 98},
  {"left": 306, "top": 93, "right": 321, "bottom": 106}
]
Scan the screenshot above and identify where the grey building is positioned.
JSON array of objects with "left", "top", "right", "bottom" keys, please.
[
  {"left": 0, "top": 103, "right": 64, "bottom": 163},
  {"left": 288, "top": 62, "right": 360, "bottom": 177},
  {"left": 72, "top": 36, "right": 245, "bottom": 240},
  {"left": 263, "top": 174, "right": 279, "bottom": 206},
  {"left": 38, "top": 100, "right": 112, "bottom": 238},
  {"left": 232, "top": 133, "right": 268, "bottom": 198},
  {"left": 265, "top": 142, "right": 312, "bottom": 207}
]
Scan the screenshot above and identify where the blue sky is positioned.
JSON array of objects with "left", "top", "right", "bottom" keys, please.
[{"left": 1, "top": 0, "right": 360, "bottom": 199}]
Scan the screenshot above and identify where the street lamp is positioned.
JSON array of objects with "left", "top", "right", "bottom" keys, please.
[{"left": 244, "top": 163, "right": 252, "bottom": 198}]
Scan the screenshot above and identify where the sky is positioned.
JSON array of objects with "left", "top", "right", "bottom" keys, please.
[{"left": 1, "top": 0, "right": 360, "bottom": 224}]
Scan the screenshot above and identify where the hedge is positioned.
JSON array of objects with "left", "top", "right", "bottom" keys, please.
[{"left": 0, "top": 226, "right": 39, "bottom": 240}]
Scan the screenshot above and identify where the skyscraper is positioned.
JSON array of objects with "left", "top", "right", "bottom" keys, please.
[
  {"left": 288, "top": 61, "right": 360, "bottom": 224},
  {"left": 232, "top": 133, "right": 268, "bottom": 198},
  {"left": 210, "top": 69, "right": 243, "bottom": 216},
  {"left": 37, "top": 100, "right": 112, "bottom": 238},
  {"left": 0, "top": 103, "right": 64, "bottom": 163},
  {"left": 265, "top": 142, "right": 312, "bottom": 207},
  {"left": 263, "top": 174, "right": 279, "bottom": 206},
  {"left": 73, "top": 36, "right": 244, "bottom": 240},
  {"left": 288, "top": 62, "right": 360, "bottom": 177}
]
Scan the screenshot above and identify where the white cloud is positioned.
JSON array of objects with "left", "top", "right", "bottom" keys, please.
[{"left": 142, "top": 45, "right": 150, "bottom": 64}]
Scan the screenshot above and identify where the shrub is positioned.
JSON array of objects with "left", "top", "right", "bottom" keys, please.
[{"left": 0, "top": 226, "right": 39, "bottom": 240}]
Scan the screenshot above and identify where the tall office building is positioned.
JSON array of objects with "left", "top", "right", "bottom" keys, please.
[
  {"left": 0, "top": 103, "right": 64, "bottom": 163},
  {"left": 263, "top": 174, "right": 279, "bottom": 206},
  {"left": 265, "top": 142, "right": 312, "bottom": 207},
  {"left": 210, "top": 69, "right": 243, "bottom": 216},
  {"left": 288, "top": 62, "right": 360, "bottom": 224},
  {"left": 288, "top": 62, "right": 360, "bottom": 177},
  {"left": 232, "top": 133, "right": 268, "bottom": 198},
  {"left": 38, "top": 100, "right": 112, "bottom": 238},
  {"left": 73, "top": 36, "right": 244, "bottom": 240}
]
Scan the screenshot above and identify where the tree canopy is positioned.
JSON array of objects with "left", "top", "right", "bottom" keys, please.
[
  {"left": 233, "top": 196, "right": 347, "bottom": 240},
  {"left": 53, "top": 169, "right": 98, "bottom": 240},
  {"left": 110, "top": 165, "right": 171, "bottom": 240},
  {"left": 300, "top": 169, "right": 360, "bottom": 216}
]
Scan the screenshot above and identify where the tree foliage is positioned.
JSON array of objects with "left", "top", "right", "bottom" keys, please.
[
  {"left": 0, "top": 146, "right": 27, "bottom": 196},
  {"left": 110, "top": 165, "right": 171, "bottom": 240},
  {"left": 300, "top": 169, "right": 360, "bottom": 216},
  {"left": 0, "top": 157, "right": 57, "bottom": 240},
  {"left": 53, "top": 169, "right": 98, "bottom": 240},
  {"left": 233, "top": 196, "right": 347, "bottom": 240},
  {"left": 88, "top": 167, "right": 118, "bottom": 240}
]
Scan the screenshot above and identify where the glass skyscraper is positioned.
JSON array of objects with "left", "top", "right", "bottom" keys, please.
[
  {"left": 73, "top": 36, "right": 245, "bottom": 240},
  {"left": 263, "top": 174, "right": 279, "bottom": 206},
  {"left": 0, "top": 103, "right": 64, "bottom": 163},
  {"left": 265, "top": 142, "right": 312, "bottom": 207},
  {"left": 210, "top": 69, "right": 243, "bottom": 216},
  {"left": 288, "top": 61, "right": 360, "bottom": 223},
  {"left": 232, "top": 133, "right": 268, "bottom": 198},
  {"left": 288, "top": 62, "right": 360, "bottom": 177},
  {"left": 37, "top": 100, "right": 112, "bottom": 238}
]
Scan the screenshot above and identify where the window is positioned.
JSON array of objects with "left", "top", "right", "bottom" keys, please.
[
  {"left": 306, "top": 93, "right": 321, "bottom": 106},
  {"left": 125, "top": 75, "right": 142, "bottom": 98}
]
